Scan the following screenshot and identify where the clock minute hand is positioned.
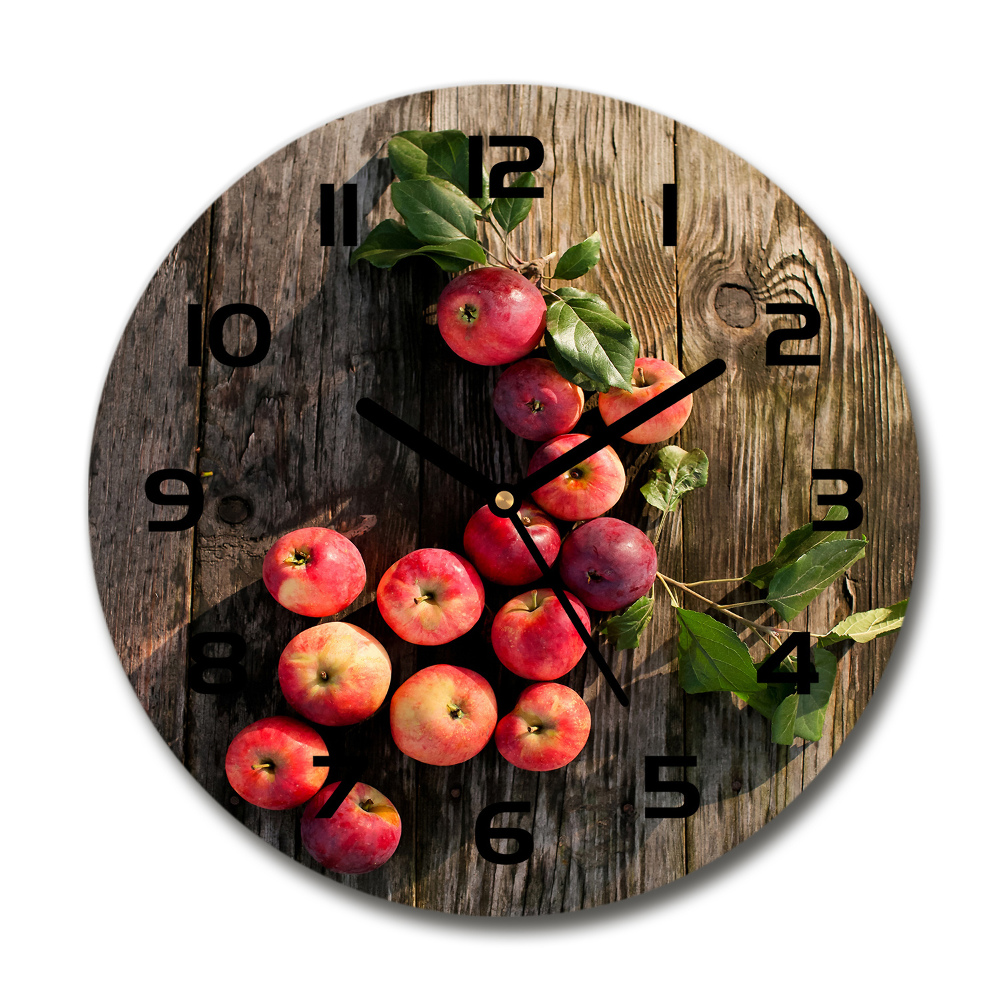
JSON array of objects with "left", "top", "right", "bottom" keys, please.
[
  {"left": 356, "top": 398, "right": 500, "bottom": 501},
  {"left": 506, "top": 511, "right": 629, "bottom": 708},
  {"left": 515, "top": 358, "right": 727, "bottom": 500}
]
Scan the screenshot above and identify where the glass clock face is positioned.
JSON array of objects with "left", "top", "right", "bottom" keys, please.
[{"left": 89, "top": 84, "right": 919, "bottom": 915}]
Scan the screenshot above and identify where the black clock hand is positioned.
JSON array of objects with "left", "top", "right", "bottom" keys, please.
[
  {"left": 515, "top": 359, "right": 727, "bottom": 501},
  {"left": 356, "top": 398, "right": 501, "bottom": 501},
  {"left": 506, "top": 510, "right": 629, "bottom": 707}
]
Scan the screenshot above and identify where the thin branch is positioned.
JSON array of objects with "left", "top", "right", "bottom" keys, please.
[{"left": 660, "top": 574, "right": 777, "bottom": 650}]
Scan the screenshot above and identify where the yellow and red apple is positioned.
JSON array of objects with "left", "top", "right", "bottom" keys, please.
[
  {"left": 278, "top": 622, "right": 391, "bottom": 727},
  {"left": 390, "top": 664, "right": 497, "bottom": 766},
  {"left": 377, "top": 548, "right": 485, "bottom": 645}
]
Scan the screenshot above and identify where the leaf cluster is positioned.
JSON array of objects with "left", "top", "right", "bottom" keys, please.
[
  {"left": 672, "top": 509, "right": 904, "bottom": 744},
  {"left": 350, "top": 128, "right": 638, "bottom": 389}
]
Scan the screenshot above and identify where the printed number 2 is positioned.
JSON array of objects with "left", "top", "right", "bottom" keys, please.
[
  {"left": 468, "top": 136, "right": 545, "bottom": 199},
  {"left": 765, "top": 303, "right": 820, "bottom": 366}
]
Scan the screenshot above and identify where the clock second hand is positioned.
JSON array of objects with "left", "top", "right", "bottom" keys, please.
[{"left": 506, "top": 510, "right": 629, "bottom": 708}]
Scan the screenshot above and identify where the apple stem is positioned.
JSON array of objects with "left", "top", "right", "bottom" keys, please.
[
  {"left": 633, "top": 367, "right": 647, "bottom": 388},
  {"left": 251, "top": 761, "right": 275, "bottom": 772},
  {"left": 447, "top": 703, "right": 465, "bottom": 720},
  {"left": 527, "top": 725, "right": 541, "bottom": 734},
  {"left": 285, "top": 548, "right": 311, "bottom": 567},
  {"left": 414, "top": 594, "right": 433, "bottom": 604}
]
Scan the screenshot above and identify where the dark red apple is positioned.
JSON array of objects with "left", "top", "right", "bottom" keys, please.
[
  {"left": 493, "top": 358, "right": 584, "bottom": 440},
  {"left": 559, "top": 517, "right": 657, "bottom": 611},
  {"left": 463, "top": 502, "right": 560, "bottom": 586},
  {"left": 437, "top": 266, "right": 546, "bottom": 365}
]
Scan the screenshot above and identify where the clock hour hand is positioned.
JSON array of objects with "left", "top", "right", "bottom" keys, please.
[
  {"left": 356, "top": 398, "right": 500, "bottom": 501},
  {"left": 506, "top": 509, "right": 629, "bottom": 708},
  {"left": 514, "top": 358, "right": 727, "bottom": 501}
]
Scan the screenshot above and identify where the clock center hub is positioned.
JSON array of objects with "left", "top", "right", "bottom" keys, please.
[{"left": 494, "top": 490, "right": 515, "bottom": 510}]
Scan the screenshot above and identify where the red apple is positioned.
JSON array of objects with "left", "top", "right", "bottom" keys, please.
[
  {"left": 527, "top": 433, "right": 626, "bottom": 521},
  {"left": 491, "top": 589, "right": 591, "bottom": 681},
  {"left": 390, "top": 664, "right": 497, "bottom": 766},
  {"left": 437, "top": 266, "right": 546, "bottom": 365},
  {"left": 278, "top": 622, "right": 391, "bottom": 727},
  {"left": 559, "top": 517, "right": 657, "bottom": 611},
  {"left": 301, "top": 781, "right": 401, "bottom": 874},
  {"left": 493, "top": 358, "right": 584, "bottom": 441},
  {"left": 225, "top": 716, "right": 329, "bottom": 809},
  {"left": 376, "top": 548, "right": 485, "bottom": 645},
  {"left": 463, "top": 502, "right": 560, "bottom": 586},
  {"left": 597, "top": 357, "right": 693, "bottom": 444},
  {"left": 494, "top": 682, "right": 591, "bottom": 772},
  {"left": 262, "top": 526, "right": 366, "bottom": 617}
]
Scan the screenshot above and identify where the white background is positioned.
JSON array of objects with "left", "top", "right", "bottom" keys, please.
[{"left": 3, "top": 2, "right": 995, "bottom": 995}]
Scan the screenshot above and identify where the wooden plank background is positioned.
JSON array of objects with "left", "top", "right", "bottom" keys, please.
[{"left": 89, "top": 85, "right": 919, "bottom": 915}]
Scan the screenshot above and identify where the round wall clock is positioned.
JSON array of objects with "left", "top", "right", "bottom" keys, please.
[{"left": 89, "top": 84, "right": 918, "bottom": 915}]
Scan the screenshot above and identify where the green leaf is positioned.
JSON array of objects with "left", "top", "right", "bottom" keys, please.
[
  {"left": 350, "top": 220, "right": 486, "bottom": 270},
  {"left": 490, "top": 172, "right": 536, "bottom": 233},
  {"left": 545, "top": 339, "right": 602, "bottom": 391},
  {"left": 818, "top": 599, "right": 908, "bottom": 647},
  {"left": 640, "top": 446, "right": 709, "bottom": 514},
  {"left": 553, "top": 232, "right": 600, "bottom": 279},
  {"left": 764, "top": 648, "right": 838, "bottom": 744},
  {"left": 745, "top": 506, "right": 849, "bottom": 590},
  {"left": 771, "top": 696, "right": 798, "bottom": 745},
  {"left": 391, "top": 177, "right": 479, "bottom": 244},
  {"left": 766, "top": 537, "right": 867, "bottom": 621},
  {"left": 676, "top": 607, "right": 763, "bottom": 694},
  {"left": 600, "top": 597, "right": 654, "bottom": 650},
  {"left": 738, "top": 682, "right": 790, "bottom": 722},
  {"left": 388, "top": 130, "right": 468, "bottom": 190},
  {"left": 544, "top": 288, "right": 637, "bottom": 392}
]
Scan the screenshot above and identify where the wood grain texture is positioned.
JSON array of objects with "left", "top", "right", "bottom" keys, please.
[{"left": 88, "top": 85, "right": 918, "bottom": 915}]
